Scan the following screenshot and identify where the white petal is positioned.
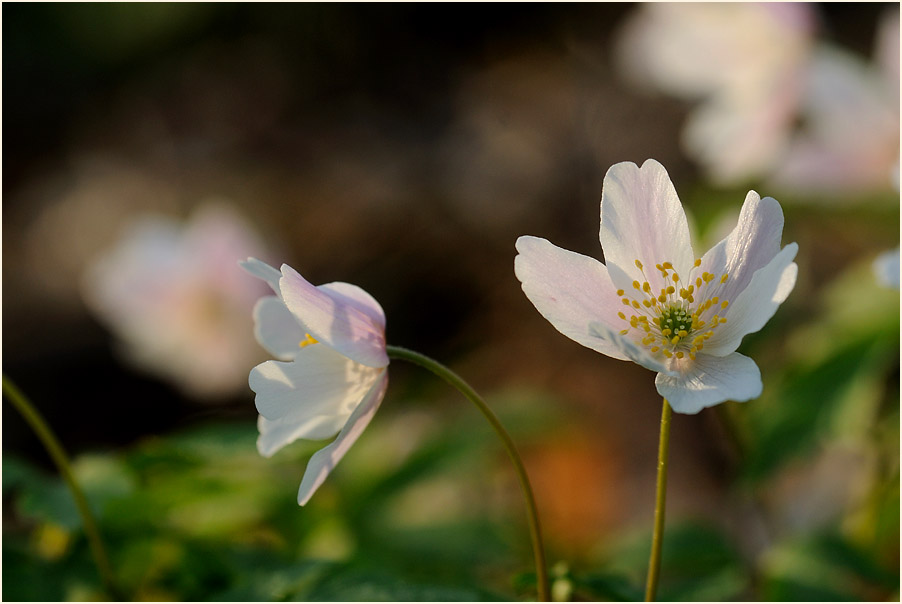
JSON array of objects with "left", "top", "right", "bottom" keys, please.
[
  {"left": 588, "top": 322, "right": 677, "bottom": 376},
  {"left": 318, "top": 282, "right": 387, "bottom": 331},
  {"left": 249, "top": 345, "right": 382, "bottom": 422},
  {"left": 874, "top": 247, "right": 900, "bottom": 289},
  {"left": 256, "top": 414, "right": 348, "bottom": 458},
  {"left": 514, "top": 236, "right": 629, "bottom": 361},
  {"left": 655, "top": 352, "right": 762, "bottom": 414},
  {"left": 252, "top": 296, "right": 306, "bottom": 360},
  {"left": 297, "top": 373, "right": 389, "bottom": 505},
  {"left": 241, "top": 258, "right": 283, "bottom": 295},
  {"left": 695, "top": 192, "right": 788, "bottom": 307},
  {"left": 599, "top": 159, "right": 695, "bottom": 293},
  {"left": 280, "top": 265, "right": 389, "bottom": 368},
  {"left": 704, "top": 244, "right": 798, "bottom": 356}
]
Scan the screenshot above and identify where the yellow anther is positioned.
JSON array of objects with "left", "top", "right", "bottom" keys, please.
[
  {"left": 620, "top": 329, "right": 629, "bottom": 335},
  {"left": 631, "top": 300, "right": 641, "bottom": 309},
  {"left": 617, "top": 289, "right": 625, "bottom": 296},
  {"left": 658, "top": 294, "right": 667, "bottom": 303},
  {"left": 721, "top": 300, "right": 729, "bottom": 308},
  {"left": 622, "top": 298, "right": 631, "bottom": 306},
  {"left": 662, "top": 262, "right": 673, "bottom": 270},
  {"left": 635, "top": 259, "right": 643, "bottom": 269},
  {"left": 643, "top": 282, "right": 652, "bottom": 293},
  {"left": 703, "top": 272, "right": 714, "bottom": 283},
  {"left": 633, "top": 280, "right": 641, "bottom": 289},
  {"left": 662, "top": 328, "right": 672, "bottom": 336},
  {"left": 687, "top": 295, "right": 694, "bottom": 303},
  {"left": 642, "top": 299, "right": 652, "bottom": 307},
  {"left": 678, "top": 330, "right": 688, "bottom": 337},
  {"left": 694, "top": 258, "right": 702, "bottom": 267},
  {"left": 655, "top": 263, "right": 663, "bottom": 271},
  {"left": 712, "top": 296, "right": 719, "bottom": 304},
  {"left": 676, "top": 351, "right": 685, "bottom": 359},
  {"left": 638, "top": 316, "right": 648, "bottom": 322},
  {"left": 666, "top": 286, "right": 675, "bottom": 294},
  {"left": 672, "top": 273, "right": 680, "bottom": 282},
  {"left": 721, "top": 273, "right": 729, "bottom": 283},
  {"left": 671, "top": 336, "right": 680, "bottom": 345},
  {"left": 688, "top": 285, "right": 694, "bottom": 294},
  {"left": 651, "top": 346, "right": 660, "bottom": 353},
  {"left": 618, "top": 311, "right": 626, "bottom": 320},
  {"left": 689, "top": 351, "right": 696, "bottom": 360},
  {"left": 299, "top": 333, "right": 319, "bottom": 348},
  {"left": 663, "top": 349, "right": 673, "bottom": 358},
  {"left": 630, "top": 317, "right": 639, "bottom": 327},
  {"left": 719, "top": 317, "right": 728, "bottom": 324},
  {"left": 696, "top": 277, "right": 702, "bottom": 288}
]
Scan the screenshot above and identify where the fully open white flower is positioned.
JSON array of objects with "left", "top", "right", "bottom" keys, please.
[
  {"left": 242, "top": 258, "right": 389, "bottom": 505},
  {"left": 515, "top": 160, "right": 798, "bottom": 414}
]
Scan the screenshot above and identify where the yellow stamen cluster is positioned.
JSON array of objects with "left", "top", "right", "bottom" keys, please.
[
  {"left": 299, "top": 333, "right": 319, "bottom": 348},
  {"left": 617, "top": 258, "right": 730, "bottom": 361}
]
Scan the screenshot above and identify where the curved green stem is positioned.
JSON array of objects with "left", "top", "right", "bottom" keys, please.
[
  {"left": 2, "top": 374, "right": 122, "bottom": 600},
  {"left": 644, "top": 397, "right": 672, "bottom": 602},
  {"left": 386, "top": 345, "right": 550, "bottom": 602}
]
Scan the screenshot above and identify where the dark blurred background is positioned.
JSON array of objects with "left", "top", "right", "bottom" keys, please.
[{"left": 3, "top": 4, "right": 899, "bottom": 600}]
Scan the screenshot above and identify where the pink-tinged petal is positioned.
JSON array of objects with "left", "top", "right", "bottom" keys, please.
[
  {"left": 704, "top": 244, "right": 798, "bottom": 356},
  {"left": 252, "top": 296, "right": 306, "bottom": 360},
  {"left": 257, "top": 414, "right": 348, "bottom": 458},
  {"left": 655, "top": 352, "right": 762, "bottom": 414},
  {"left": 588, "top": 322, "right": 677, "bottom": 376},
  {"left": 695, "top": 192, "right": 788, "bottom": 306},
  {"left": 514, "top": 236, "right": 629, "bottom": 361},
  {"left": 599, "top": 160, "right": 695, "bottom": 293},
  {"left": 297, "top": 372, "right": 389, "bottom": 505},
  {"left": 318, "top": 282, "right": 387, "bottom": 331},
  {"left": 249, "top": 345, "right": 384, "bottom": 421},
  {"left": 279, "top": 264, "right": 389, "bottom": 368},
  {"left": 241, "top": 258, "right": 283, "bottom": 295}
]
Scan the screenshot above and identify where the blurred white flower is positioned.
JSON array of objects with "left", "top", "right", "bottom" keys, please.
[
  {"left": 770, "top": 10, "right": 900, "bottom": 196},
  {"left": 82, "top": 203, "right": 271, "bottom": 398},
  {"left": 616, "top": 5, "right": 899, "bottom": 196},
  {"left": 515, "top": 160, "right": 798, "bottom": 413},
  {"left": 242, "top": 258, "right": 389, "bottom": 505},
  {"left": 615, "top": 3, "right": 815, "bottom": 185}
]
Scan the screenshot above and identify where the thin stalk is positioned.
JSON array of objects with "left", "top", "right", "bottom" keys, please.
[
  {"left": 386, "top": 345, "right": 550, "bottom": 602},
  {"left": 644, "top": 397, "right": 672, "bottom": 602},
  {"left": 3, "top": 374, "right": 122, "bottom": 600}
]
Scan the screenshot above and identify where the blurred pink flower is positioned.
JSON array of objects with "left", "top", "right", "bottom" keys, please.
[
  {"left": 242, "top": 258, "right": 389, "bottom": 505},
  {"left": 616, "top": 3, "right": 815, "bottom": 185},
  {"left": 82, "top": 203, "right": 271, "bottom": 398},
  {"left": 515, "top": 160, "right": 798, "bottom": 413}
]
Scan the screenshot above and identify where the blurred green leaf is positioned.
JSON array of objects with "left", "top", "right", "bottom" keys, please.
[
  {"left": 761, "top": 532, "right": 898, "bottom": 601},
  {"left": 306, "top": 565, "right": 490, "bottom": 601},
  {"left": 599, "top": 522, "right": 749, "bottom": 602}
]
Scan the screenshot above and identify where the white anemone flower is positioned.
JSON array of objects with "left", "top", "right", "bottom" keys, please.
[
  {"left": 242, "top": 258, "right": 389, "bottom": 505},
  {"left": 515, "top": 160, "right": 798, "bottom": 414}
]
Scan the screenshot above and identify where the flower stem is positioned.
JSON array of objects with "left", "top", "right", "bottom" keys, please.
[
  {"left": 644, "top": 397, "right": 672, "bottom": 602},
  {"left": 2, "top": 374, "right": 122, "bottom": 600},
  {"left": 386, "top": 345, "right": 550, "bottom": 602}
]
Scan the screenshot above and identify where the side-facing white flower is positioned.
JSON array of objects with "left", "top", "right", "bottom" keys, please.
[
  {"left": 241, "top": 258, "right": 389, "bottom": 505},
  {"left": 515, "top": 160, "right": 798, "bottom": 414}
]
